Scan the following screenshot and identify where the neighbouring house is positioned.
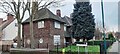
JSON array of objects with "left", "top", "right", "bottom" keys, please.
[
  {"left": 22, "top": 8, "right": 65, "bottom": 50},
  {"left": 62, "top": 16, "right": 72, "bottom": 44},
  {"left": 0, "top": 14, "right": 18, "bottom": 52},
  {"left": 115, "top": 32, "right": 120, "bottom": 40}
]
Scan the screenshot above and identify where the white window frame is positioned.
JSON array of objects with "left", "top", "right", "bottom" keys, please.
[
  {"left": 64, "top": 25, "right": 66, "bottom": 31},
  {"left": 38, "top": 21, "right": 44, "bottom": 28},
  {"left": 54, "top": 21, "right": 60, "bottom": 29},
  {"left": 54, "top": 35, "right": 60, "bottom": 45}
]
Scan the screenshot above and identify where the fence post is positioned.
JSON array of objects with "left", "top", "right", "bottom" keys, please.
[
  {"left": 57, "top": 43, "right": 59, "bottom": 54},
  {"left": 38, "top": 43, "right": 39, "bottom": 48},
  {"left": 100, "top": 43, "right": 104, "bottom": 54},
  {"left": 47, "top": 43, "right": 48, "bottom": 49}
]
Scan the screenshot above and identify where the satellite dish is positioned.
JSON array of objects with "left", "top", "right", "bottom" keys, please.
[
  {"left": 39, "top": 38, "right": 43, "bottom": 43},
  {"left": 27, "top": 39, "right": 30, "bottom": 44}
]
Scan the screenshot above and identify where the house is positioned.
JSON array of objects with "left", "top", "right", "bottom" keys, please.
[
  {"left": 62, "top": 16, "right": 72, "bottom": 44},
  {"left": 115, "top": 32, "right": 120, "bottom": 40},
  {"left": 0, "top": 14, "right": 18, "bottom": 51},
  {"left": 22, "top": 8, "right": 65, "bottom": 50}
]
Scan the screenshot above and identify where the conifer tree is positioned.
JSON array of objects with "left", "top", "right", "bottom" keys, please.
[{"left": 72, "top": 1, "right": 95, "bottom": 42}]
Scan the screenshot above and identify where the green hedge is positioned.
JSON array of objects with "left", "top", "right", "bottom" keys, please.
[
  {"left": 88, "top": 40, "right": 114, "bottom": 45},
  {"left": 74, "top": 40, "right": 114, "bottom": 49},
  {"left": 53, "top": 45, "right": 100, "bottom": 53}
]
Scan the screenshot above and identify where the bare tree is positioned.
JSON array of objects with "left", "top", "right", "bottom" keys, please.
[
  {"left": 0, "top": 0, "right": 29, "bottom": 48},
  {"left": 96, "top": 21, "right": 109, "bottom": 32},
  {"left": 0, "top": 0, "right": 64, "bottom": 48}
]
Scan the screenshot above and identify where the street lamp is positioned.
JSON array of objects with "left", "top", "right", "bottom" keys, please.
[{"left": 101, "top": 0, "right": 106, "bottom": 54}]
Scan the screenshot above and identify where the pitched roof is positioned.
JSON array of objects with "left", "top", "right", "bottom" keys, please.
[
  {"left": 0, "top": 18, "right": 15, "bottom": 31},
  {"left": 62, "top": 16, "right": 72, "bottom": 26},
  {"left": 23, "top": 8, "right": 65, "bottom": 23}
]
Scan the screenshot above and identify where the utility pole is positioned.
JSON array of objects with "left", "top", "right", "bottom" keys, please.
[{"left": 101, "top": 0, "right": 106, "bottom": 54}]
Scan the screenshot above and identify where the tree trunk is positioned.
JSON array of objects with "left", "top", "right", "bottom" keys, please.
[
  {"left": 83, "top": 38, "right": 86, "bottom": 44},
  {"left": 30, "top": 2, "right": 35, "bottom": 48},
  {"left": 30, "top": 15, "right": 35, "bottom": 49},
  {"left": 29, "top": 2, "right": 38, "bottom": 49},
  {"left": 17, "top": 22, "right": 21, "bottom": 48}
]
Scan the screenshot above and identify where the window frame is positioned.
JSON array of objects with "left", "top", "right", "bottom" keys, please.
[
  {"left": 54, "top": 21, "right": 60, "bottom": 29},
  {"left": 54, "top": 35, "right": 60, "bottom": 45},
  {"left": 38, "top": 21, "right": 44, "bottom": 28},
  {"left": 64, "top": 25, "right": 67, "bottom": 31}
]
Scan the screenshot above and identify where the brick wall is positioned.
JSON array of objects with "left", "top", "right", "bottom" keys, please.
[{"left": 23, "top": 19, "right": 65, "bottom": 50}]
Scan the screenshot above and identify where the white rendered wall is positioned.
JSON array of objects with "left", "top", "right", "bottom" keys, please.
[{"left": 2, "top": 19, "right": 18, "bottom": 40}]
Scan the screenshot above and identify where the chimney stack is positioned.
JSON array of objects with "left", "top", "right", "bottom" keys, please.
[
  {"left": 7, "top": 13, "right": 14, "bottom": 20},
  {"left": 56, "top": 9, "right": 61, "bottom": 17},
  {"left": 0, "top": 18, "right": 3, "bottom": 25}
]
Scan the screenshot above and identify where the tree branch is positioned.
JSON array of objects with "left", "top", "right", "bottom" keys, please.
[
  {"left": 20, "top": 2, "right": 29, "bottom": 21},
  {"left": 11, "top": 0, "right": 17, "bottom": 13},
  {"left": 0, "top": 8, "right": 8, "bottom": 13}
]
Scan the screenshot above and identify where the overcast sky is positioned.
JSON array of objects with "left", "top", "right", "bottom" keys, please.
[
  {"left": 50, "top": 0, "right": 119, "bottom": 32},
  {"left": 0, "top": 0, "right": 119, "bottom": 32}
]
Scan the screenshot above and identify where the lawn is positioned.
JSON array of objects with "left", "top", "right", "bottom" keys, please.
[{"left": 54, "top": 45, "right": 100, "bottom": 52}]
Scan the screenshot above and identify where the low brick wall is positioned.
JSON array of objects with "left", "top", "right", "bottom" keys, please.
[
  {"left": 2, "top": 40, "right": 13, "bottom": 52},
  {"left": 10, "top": 48, "right": 49, "bottom": 54}
]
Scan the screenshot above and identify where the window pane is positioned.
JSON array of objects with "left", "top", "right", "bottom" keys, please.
[
  {"left": 64, "top": 25, "right": 66, "bottom": 31},
  {"left": 54, "top": 35, "right": 60, "bottom": 45},
  {"left": 38, "top": 21, "right": 44, "bottom": 28},
  {"left": 54, "top": 21, "right": 60, "bottom": 28},
  {"left": 41, "top": 21, "right": 44, "bottom": 28}
]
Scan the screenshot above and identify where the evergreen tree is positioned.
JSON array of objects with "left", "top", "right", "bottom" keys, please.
[
  {"left": 72, "top": 2, "right": 95, "bottom": 42},
  {"left": 106, "top": 33, "right": 116, "bottom": 41}
]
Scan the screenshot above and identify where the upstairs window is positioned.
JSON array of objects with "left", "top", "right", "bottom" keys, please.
[
  {"left": 38, "top": 21, "right": 44, "bottom": 28},
  {"left": 54, "top": 21, "right": 60, "bottom": 29}
]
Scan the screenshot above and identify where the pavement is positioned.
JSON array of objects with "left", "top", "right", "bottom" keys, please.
[
  {"left": 0, "top": 51, "right": 1, "bottom": 54},
  {"left": 108, "top": 41, "right": 119, "bottom": 54},
  {"left": 119, "top": 41, "right": 120, "bottom": 54},
  {"left": 1, "top": 52, "right": 9, "bottom": 54}
]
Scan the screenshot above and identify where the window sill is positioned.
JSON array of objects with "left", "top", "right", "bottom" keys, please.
[
  {"left": 38, "top": 27, "right": 44, "bottom": 29},
  {"left": 55, "top": 28, "right": 61, "bottom": 30}
]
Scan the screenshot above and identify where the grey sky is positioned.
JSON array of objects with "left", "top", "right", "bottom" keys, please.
[
  {"left": 91, "top": 1, "right": 118, "bottom": 32},
  {"left": 0, "top": 0, "right": 119, "bottom": 32},
  {"left": 50, "top": 0, "right": 119, "bottom": 32}
]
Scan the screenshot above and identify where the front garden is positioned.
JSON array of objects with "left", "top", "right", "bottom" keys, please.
[{"left": 51, "top": 40, "right": 116, "bottom": 54}]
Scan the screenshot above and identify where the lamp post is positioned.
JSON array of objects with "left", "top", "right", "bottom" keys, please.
[{"left": 101, "top": 0, "right": 106, "bottom": 54}]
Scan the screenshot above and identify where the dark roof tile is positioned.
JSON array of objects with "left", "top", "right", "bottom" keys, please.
[
  {"left": 62, "top": 16, "right": 72, "bottom": 26},
  {"left": 23, "top": 8, "right": 65, "bottom": 23}
]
